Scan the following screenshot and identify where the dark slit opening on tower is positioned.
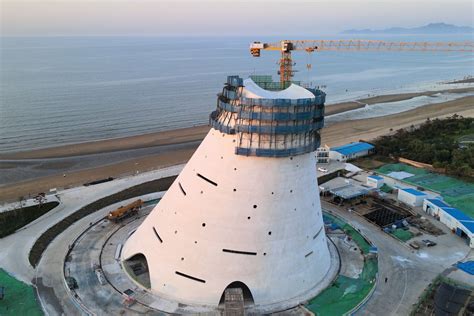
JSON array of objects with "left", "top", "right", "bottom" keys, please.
[
  {"left": 197, "top": 173, "right": 218, "bottom": 186},
  {"left": 222, "top": 249, "right": 257, "bottom": 256},
  {"left": 153, "top": 227, "right": 163, "bottom": 243},
  {"left": 175, "top": 271, "right": 206, "bottom": 283},
  {"left": 219, "top": 281, "right": 255, "bottom": 307},
  {"left": 313, "top": 226, "right": 323, "bottom": 239},
  {"left": 178, "top": 182, "right": 187, "bottom": 196}
]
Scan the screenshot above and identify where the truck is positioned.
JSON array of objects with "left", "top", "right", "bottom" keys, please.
[
  {"left": 107, "top": 199, "right": 144, "bottom": 222},
  {"left": 95, "top": 268, "right": 106, "bottom": 285}
]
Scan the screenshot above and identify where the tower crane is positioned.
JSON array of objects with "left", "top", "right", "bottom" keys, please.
[{"left": 250, "top": 40, "right": 474, "bottom": 85}]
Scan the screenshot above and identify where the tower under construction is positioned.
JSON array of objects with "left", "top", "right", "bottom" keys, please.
[{"left": 122, "top": 75, "right": 334, "bottom": 311}]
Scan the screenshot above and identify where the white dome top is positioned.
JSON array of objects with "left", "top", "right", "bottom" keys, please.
[{"left": 241, "top": 78, "right": 315, "bottom": 99}]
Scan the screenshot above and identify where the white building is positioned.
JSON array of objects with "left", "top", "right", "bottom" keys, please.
[
  {"left": 316, "top": 146, "right": 330, "bottom": 164},
  {"left": 397, "top": 188, "right": 427, "bottom": 207},
  {"left": 122, "top": 76, "right": 334, "bottom": 311},
  {"left": 329, "top": 142, "right": 375, "bottom": 162},
  {"left": 423, "top": 199, "right": 474, "bottom": 248},
  {"left": 367, "top": 175, "right": 384, "bottom": 189}
]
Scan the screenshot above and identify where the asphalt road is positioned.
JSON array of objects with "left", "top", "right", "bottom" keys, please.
[{"left": 322, "top": 201, "right": 472, "bottom": 316}]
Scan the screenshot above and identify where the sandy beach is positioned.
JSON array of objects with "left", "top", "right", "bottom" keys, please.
[
  {"left": 2, "top": 86, "right": 472, "bottom": 161},
  {"left": 0, "top": 90, "right": 473, "bottom": 202}
]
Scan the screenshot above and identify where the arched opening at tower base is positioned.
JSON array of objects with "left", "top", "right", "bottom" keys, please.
[
  {"left": 219, "top": 281, "right": 255, "bottom": 307},
  {"left": 123, "top": 253, "right": 151, "bottom": 289}
]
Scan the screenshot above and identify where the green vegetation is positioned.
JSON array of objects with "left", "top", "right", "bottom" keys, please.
[
  {"left": 377, "top": 163, "right": 474, "bottom": 217},
  {"left": 0, "top": 269, "right": 43, "bottom": 316},
  {"left": 379, "top": 183, "right": 393, "bottom": 193},
  {"left": 0, "top": 201, "right": 59, "bottom": 238},
  {"left": 390, "top": 228, "right": 413, "bottom": 242},
  {"left": 29, "top": 176, "right": 177, "bottom": 267},
  {"left": 459, "top": 134, "right": 474, "bottom": 143},
  {"left": 374, "top": 116, "right": 474, "bottom": 178}
]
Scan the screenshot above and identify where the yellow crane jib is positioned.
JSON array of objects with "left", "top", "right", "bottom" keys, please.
[{"left": 250, "top": 40, "right": 474, "bottom": 84}]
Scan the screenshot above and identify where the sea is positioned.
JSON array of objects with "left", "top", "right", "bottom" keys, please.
[{"left": 1, "top": 34, "right": 473, "bottom": 153}]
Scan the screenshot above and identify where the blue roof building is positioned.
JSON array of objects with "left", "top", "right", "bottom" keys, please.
[
  {"left": 329, "top": 142, "right": 375, "bottom": 162},
  {"left": 423, "top": 198, "right": 474, "bottom": 248},
  {"left": 367, "top": 175, "right": 384, "bottom": 188},
  {"left": 368, "top": 175, "right": 384, "bottom": 181},
  {"left": 425, "top": 198, "right": 449, "bottom": 208},
  {"left": 400, "top": 188, "right": 426, "bottom": 196},
  {"left": 397, "top": 187, "right": 428, "bottom": 207},
  {"left": 443, "top": 207, "right": 474, "bottom": 234}
]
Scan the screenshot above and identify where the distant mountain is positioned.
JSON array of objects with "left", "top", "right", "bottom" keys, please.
[{"left": 342, "top": 23, "right": 474, "bottom": 34}]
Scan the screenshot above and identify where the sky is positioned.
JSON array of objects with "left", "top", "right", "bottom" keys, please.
[{"left": 1, "top": 0, "right": 473, "bottom": 36}]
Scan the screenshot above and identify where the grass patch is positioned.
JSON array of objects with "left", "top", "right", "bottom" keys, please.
[
  {"left": 390, "top": 228, "right": 413, "bottom": 242},
  {"left": 379, "top": 183, "right": 393, "bottom": 193},
  {"left": 0, "top": 269, "right": 43, "bottom": 316},
  {"left": 352, "top": 155, "right": 392, "bottom": 170},
  {"left": 0, "top": 202, "right": 59, "bottom": 238},
  {"left": 28, "top": 176, "right": 176, "bottom": 268}
]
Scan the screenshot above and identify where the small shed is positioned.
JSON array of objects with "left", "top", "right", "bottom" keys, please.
[
  {"left": 397, "top": 188, "right": 427, "bottom": 207},
  {"left": 367, "top": 175, "right": 384, "bottom": 188}
]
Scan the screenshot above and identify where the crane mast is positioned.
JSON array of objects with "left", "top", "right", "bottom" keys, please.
[{"left": 250, "top": 39, "right": 474, "bottom": 85}]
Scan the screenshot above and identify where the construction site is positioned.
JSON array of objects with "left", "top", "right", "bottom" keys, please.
[{"left": 0, "top": 38, "right": 473, "bottom": 316}]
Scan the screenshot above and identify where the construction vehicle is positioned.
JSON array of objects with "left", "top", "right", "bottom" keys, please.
[
  {"left": 107, "top": 199, "right": 143, "bottom": 222},
  {"left": 92, "top": 263, "right": 106, "bottom": 285},
  {"left": 250, "top": 40, "right": 474, "bottom": 86}
]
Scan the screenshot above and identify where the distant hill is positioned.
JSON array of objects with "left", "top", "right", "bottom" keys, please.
[{"left": 342, "top": 23, "right": 474, "bottom": 34}]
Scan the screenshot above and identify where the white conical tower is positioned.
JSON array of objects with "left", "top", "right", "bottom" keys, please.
[{"left": 122, "top": 75, "right": 333, "bottom": 310}]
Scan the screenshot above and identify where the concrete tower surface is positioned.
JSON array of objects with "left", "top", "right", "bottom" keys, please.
[{"left": 122, "top": 76, "right": 334, "bottom": 311}]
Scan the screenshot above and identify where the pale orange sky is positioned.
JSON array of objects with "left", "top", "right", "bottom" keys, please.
[{"left": 1, "top": 0, "right": 473, "bottom": 36}]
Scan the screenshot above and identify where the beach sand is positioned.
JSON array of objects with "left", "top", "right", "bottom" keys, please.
[
  {"left": 0, "top": 93, "right": 473, "bottom": 202},
  {"left": 2, "top": 87, "right": 472, "bottom": 161}
]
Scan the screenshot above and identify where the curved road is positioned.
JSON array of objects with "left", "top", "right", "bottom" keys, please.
[{"left": 0, "top": 166, "right": 471, "bottom": 315}]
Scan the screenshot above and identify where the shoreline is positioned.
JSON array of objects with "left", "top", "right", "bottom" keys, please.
[
  {"left": 0, "top": 94, "right": 472, "bottom": 202},
  {"left": 2, "top": 86, "right": 473, "bottom": 160}
]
